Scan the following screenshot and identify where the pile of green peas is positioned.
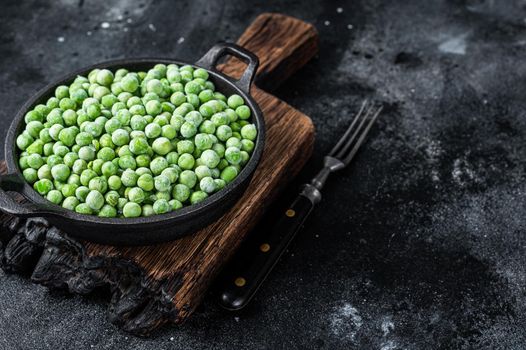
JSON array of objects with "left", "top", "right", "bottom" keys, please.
[{"left": 16, "top": 64, "right": 257, "bottom": 218}]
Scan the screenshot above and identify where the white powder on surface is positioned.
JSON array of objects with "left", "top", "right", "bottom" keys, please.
[{"left": 329, "top": 303, "right": 363, "bottom": 341}]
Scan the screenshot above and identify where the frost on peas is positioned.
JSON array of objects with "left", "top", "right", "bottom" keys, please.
[{"left": 16, "top": 65, "right": 257, "bottom": 217}]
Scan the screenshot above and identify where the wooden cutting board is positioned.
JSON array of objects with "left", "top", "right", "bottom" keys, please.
[{"left": 0, "top": 13, "right": 318, "bottom": 335}]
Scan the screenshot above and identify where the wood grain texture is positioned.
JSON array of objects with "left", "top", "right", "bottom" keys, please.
[{"left": 0, "top": 13, "right": 318, "bottom": 335}]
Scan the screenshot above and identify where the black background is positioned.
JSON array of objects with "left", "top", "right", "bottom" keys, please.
[{"left": 0, "top": 0, "right": 525, "bottom": 349}]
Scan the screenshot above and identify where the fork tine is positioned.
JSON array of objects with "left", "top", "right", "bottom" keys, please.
[
  {"left": 328, "top": 100, "right": 369, "bottom": 157},
  {"left": 333, "top": 103, "right": 376, "bottom": 159},
  {"left": 342, "top": 105, "right": 382, "bottom": 165}
]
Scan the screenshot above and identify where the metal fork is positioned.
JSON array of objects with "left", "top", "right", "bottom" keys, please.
[{"left": 217, "top": 100, "right": 383, "bottom": 310}]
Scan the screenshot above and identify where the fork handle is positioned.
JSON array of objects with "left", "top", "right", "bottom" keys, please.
[{"left": 218, "top": 186, "right": 319, "bottom": 310}]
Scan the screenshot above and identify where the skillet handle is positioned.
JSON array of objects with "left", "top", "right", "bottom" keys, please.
[
  {"left": 0, "top": 173, "right": 60, "bottom": 218},
  {"left": 196, "top": 42, "right": 259, "bottom": 94}
]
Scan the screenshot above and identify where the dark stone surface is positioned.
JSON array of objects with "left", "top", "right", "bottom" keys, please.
[{"left": 0, "top": 0, "right": 525, "bottom": 348}]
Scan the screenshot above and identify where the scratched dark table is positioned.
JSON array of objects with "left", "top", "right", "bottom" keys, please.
[{"left": 1, "top": 0, "right": 525, "bottom": 349}]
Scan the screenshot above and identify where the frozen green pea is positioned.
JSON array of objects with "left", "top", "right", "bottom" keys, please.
[
  {"left": 145, "top": 100, "right": 162, "bottom": 116},
  {"left": 46, "top": 190, "right": 63, "bottom": 204},
  {"left": 86, "top": 190, "right": 104, "bottom": 210},
  {"left": 240, "top": 124, "right": 257, "bottom": 140},
  {"left": 214, "top": 178, "right": 226, "bottom": 190},
  {"left": 61, "top": 183, "right": 77, "bottom": 197},
  {"left": 152, "top": 137, "right": 172, "bottom": 155},
  {"left": 150, "top": 157, "right": 168, "bottom": 175},
  {"left": 137, "top": 173, "right": 154, "bottom": 191},
  {"left": 177, "top": 153, "right": 195, "bottom": 170},
  {"left": 199, "top": 176, "right": 216, "bottom": 194},
  {"left": 88, "top": 177, "right": 108, "bottom": 193},
  {"left": 176, "top": 140, "right": 194, "bottom": 154},
  {"left": 34, "top": 179, "right": 53, "bottom": 195},
  {"left": 226, "top": 137, "right": 242, "bottom": 149},
  {"left": 121, "top": 75, "right": 139, "bottom": 93},
  {"left": 47, "top": 155, "right": 63, "bottom": 167},
  {"left": 108, "top": 175, "right": 122, "bottom": 190},
  {"left": 216, "top": 125, "right": 232, "bottom": 141},
  {"left": 111, "top": 129, "right": 130, "bottom": 147},
  {"left": 25, "top": 110, "right": 44, "bottom": 124},
  {"left": 195, "top": 165, "right": 211, "bottom": 180},
  {"left": 123, "top": 202, "right": 141, "bottom": 217},
  {"left": 166, "top": 151, "right": 179, "bottom": 165},
  {"left": 78, "top": 146, "right": 96, "bottom": 161},
  {"left": 75, "top": 203, "right": 93, "bottom": 215},
  {"left": 240, "top": 150, "right": 250, "bottom": 165},
  {"left": 236, "top": 105, "right": 251, "bottom": 120},
  {"left": 75, "top": 132, "right": 93, "bottom": 146},
  {"left": 161, "top": 125, "right": 176, "bottom": 139},
  {"left": 75, "top": 186, "right": 90, "bottom": 202},
  {"left": 153, "top": 199, "right": 170, "bottom": 214},
  {"left": 172, "top": 183, "right": 190, "bottom": 202},
  {"left": 121, "top": 169, "right": 139, "bottom": 187},
  {"left": 80, "top": 169, "right": 97, "bottom": 186},
  {"left": 145, "top": 123, "right": 162, "bottom": 138},
  {"left": 128, "top": 187, "right": 145, "bottom": 203},
  {"left": 136, "top": 154, "right": 151, "bottom": 167},
  {"left": 16, "top": 133, "right": 34, "bottom": 150},
  {"left": 72, "top": 159, "right": 87, "bottom": 174},
  {"left": 27, "top": 154, "right": 44, "bottom": 169},
  {"left": 179, "top": 122, "right": 196, "bottom": 138},
  {"left": 161, "top": 167, "right": 178, "bottom": 183},
  {"left": 98, "top": 204, "right": 117, "bottom": 217},
  {"left": 62, "top": 196, "right": 79, "bottom": 210},
  {"left": 200, "top": 149, "right": 220, "bottom": 168},
  {"left": 96, "top": 69, "right": 114, "bottom": 86},
  {"left": 241, "top": 139, "right": 255, "bottom": 153},
  {"left": 103, "top": 191, "right": 119, "bottom": 207},
  {"left": 220, "top": 166, "right": 238, "bottom": 183},
  {"left": 154, "top": 175, "right": 171, "bottom": 192},
  {"left": 129, "top": 137, "right": 149, "bottom": 155},
  {"left": 141, "top": 204, "right": 154, "bottom": 216},
  {"left": 178, "top": 170, "right": 197, "bottom": 188},
  {"left": 170, "top": 114, "right": 185, "bottom": 131},
  {"left": 23, "top": 168, "right": 38, "bottom": 184},
  {"left": 38, "top": 164, "right": 52, "bottom": 180},
  {"left": 225, "top": 147, "right": 242, "bottom": 165},
  {"left": 51, "top": 164, "right": 70, "bottom": 182},
  {"left": 169, "top": 199, "right": 183, "bottom": 210},
  {"left": 130, "top": 115, "right": 147, "bottom": 131},
  {"left": 190, "top": 191, "right": 208, "bottom": 204}
]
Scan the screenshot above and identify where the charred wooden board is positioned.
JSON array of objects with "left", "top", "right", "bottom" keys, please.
[{"left": 0, "top": 13, "right": 318, "bottom": 335}]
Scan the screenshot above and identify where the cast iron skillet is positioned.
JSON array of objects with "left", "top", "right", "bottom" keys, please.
[{"left": 0, "top": 42, "right": 265, "bottom": 246}]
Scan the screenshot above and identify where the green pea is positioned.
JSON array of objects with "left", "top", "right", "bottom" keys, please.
[
  {"left": 86, "top": 190, "right": 104, "bottom": 210},
  {"left": 37, "top": 164, "right": 52, "bottom": 180},
  {"left": 98, "top": 204, "right": 117, "bottom": 217},
  {"left": 121, "top": 169, "right": 139, "bottom": 187},
  {"left": 152, "top": 199, "right": 170, "bottom": 214},
  {"left": 75, "top": 186, "right": 90, "bottom": 202},
  {"left": 220, "top": 165, "right": 238, "bottom": 183},
  {"left": 190, "top": 191, "right": 208, "bottom": 204},
  {"left": 88, "top": 177, "right": 108, "bottom": 193},
  {"left": 180, "top": 122, "right": 197, "bottom": 138},
  {"left": 178, "top": 170, "right": 197, "bottom": 189},
  {"left": 62, "top": 196, "right": 80, "bottom": 211},
  {"left": 236, "top": 105, "right": 251, "bottom": 120},
  {"left": 107, "top": 175, "right": 122, "bottom": 190},
  {"left": 129, "top": 137, "right": 149, "bottom": 155},
  {"left": 177, "top": 153, "right": 195, "bottom": 170},
  {"left": 200, "top": 149, "right": 220, "bottom": 168},
  {"left": 51, "top": 164, "right": 70, "bottom": 182},
  {"left": 23, "top": 168, "right": 38, "bottom": 184},
  {"left": 137, "top": 173, "right": 154, "bottom": 191},
  {"left": 34, "top": 179, "right": 53, "bottom": 195},
  {"left": 123, "top": 202, "right": 141, "bottom": 217}
]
